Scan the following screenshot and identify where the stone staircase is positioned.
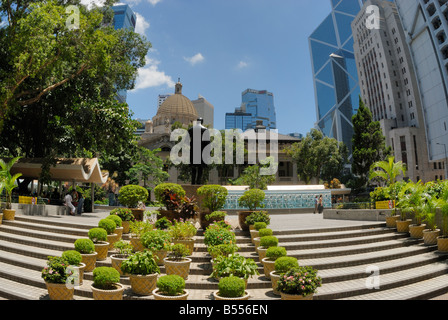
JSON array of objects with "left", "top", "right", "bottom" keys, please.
[{"left": 0, "top": 216, "right": 447, "bottom": 300}]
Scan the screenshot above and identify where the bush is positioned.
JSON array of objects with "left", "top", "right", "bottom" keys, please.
[
  {"left": 92, "top": 267, "right": 121, "bottom": 290},
  {"left": 110, "top": 208, "right": 135, "bottom": 222},
  {"left": 129, "top": 221, "right": 154, "bottom": 237},
  {"left": 276, "top": 266, "right": 322, "bottom": 297},
  {"left": 211, "top": 254, "right": 259, "bottom": 280},
  {"left": 154, "top": 183, "right": 186, "bottom": 208},
  {"left": 42, "top": 256, "right": 73, "bottom": 284},
  {"left": 207, "top": 243, "right": 239, "bottom": 259},
  {"left": 106, "top": 214, "right": 122, "bottom": 228},
  {"left": 168, "top": 219, "right": 197, "bottom": 240},
  {"left": 157, "top": 275, "right": 186, "bottom": 296},
  {"left": 259, "top": 236, "right": 278, "bottom": 248},
  {"left": 258, "top": 228, "right": 273, "bottom": 238},
  {"left": 167, "top": 243, "right": 191, "bottom": 261},
  {"left": 238, "top": 189, "right": 265, "bottom": 211},
  {"left": 98, "top": 218, "right": 117, "bottom": 235},
  {"left": 204, "top": 225, "right": 236, "bottom": 247},
  {"left": 114, "top": 240, "right": 133, "bottom": 255},
  {"left": 274, "top": 257, "right": 299, "bottom": 273},
  {"left": 265, "top": 246, "right": 287, "bottom": 261},
  {"left": 205, "top": 211, "right": 227, "bottom": 222},
  {"left": 218, "top": 276, "right": 246, "bottom": 298},
  {"left": 121, "top": 251, "right": 160, "bottom": 276},
  {"left": 74, "top": 238, "right": 95, "bottom": 254},
  {"left": 197, "top": 185, "right": 228, "bottom": 213},
  {"left": 254, "top": 222, "right": 267, "bottom": 231},
  {"left": 88, "top": 228, "right": 108, "bottom": 243},
  {"left": 61, "top": 250, "right": 82, "bottom": 266},
  {"left": 155, "top": 216, "right": 172, "bottom": 230},
  {"left": 141, "top": 229, "right": 171, "bottom": 251},
  {"left": 245, "top": 211, "right": 270, "bottom": 226},
  {"left": 118, "top": 185, "right": 149, "bottom": 208}
]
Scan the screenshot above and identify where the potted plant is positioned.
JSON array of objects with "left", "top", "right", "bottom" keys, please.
[
  {"left": 237, "top": 189, "right": 265, "bottom": 231},
  {"left": 250, "top": 222, "right": 267, "bottom": 244},
  {"left": 88, "top": 228, "right": 110, "bottom": 261},
  {"left": 0, "top": 157, "right": 22, "bottom": 221},
  {"left": 121, "top": 250, "right": 160, "bottom": 296},
  {"left": 421, "top": 193, "right": 441, "bottom": 246},
  {"left": 164, "top": 243, "right": 192, "bottom": 280},
  {"left": 197, "top": 185, "right": 228, "bottom": 229},
  {"left": 257, "top": 236, "right": 279, "bottom": 262},
  {"left": 118, "top": 185, "right": 149, "bottom": 221},
  {"left": 110, "top": 240, "right": 133, "bottom": 276},
  {"left": 211, "top": 253, "right": 259, "bottom": 285},
  {"left": 168, "top": 219, "right": 197, "bottom": 254},
  {"left": 61, "top": 250, "right": 86, "bottom": 286},
  {"left": 152, "top": 274, "right": 189, "bottom": 300},
  {"left": 74, "top": 238, "right": 97, "bottom": 272},
  {"left": 202, "top": 211, "right": 228, "bottom": 230},
  {"left": 0, "top": 181, "right": 4, "bottom": 224},
  {"left": 98, "top": 218, "right": 119, "bottom": 250},
  {"left": 253, "top": 228, "right": 273, "bottom": 249},
  {"left": 155, "top": 216, "right": 172, "bottom": 230},
  {"left": 91, "top": 267, "right": 124, "bottom": 300},
  {"left": 245, "top": 210, "right": 270, "bottom": 231},
  {"left": 437, "top": 183, "right": 448, "bottom": 252},
  {"left": 129, "top": 220, "right": 154, "bottom": 252},
  {"left": 395, "top": 182, "right": 418, "bottom": 234},
  {"left": 106, "top": 214, "right": 124, "bottom": 240},
  {"left": 141, "top": 229, "right": 172, "bottom": 266},
  {"left": 110, "top": 208, "right": 135, "bottom": 234},
  {"left": 207, "top": 243, "right": 240, "bottom": 262},
  {"left": 41, "top": 256, "right": 75, "bottom": 300},
  {"left": 276, "top": 266, "right": 322, "bottom": 300},
  {"left": 213, "top": 276, "right": 250, "bottom": 301},
  {"left": 270, "top": 256, "right": 299, "bottom": 296},
  {"left": 154, "top": 183, "right": 186, "bottom": 221},
  {"left": 204, "top": 224, "right": 236, "bottom": 248},
  {"left": 261, "top": 246, "right": 287, "bottom": 279}
]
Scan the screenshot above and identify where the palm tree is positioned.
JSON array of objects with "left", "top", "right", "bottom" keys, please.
[
  {"left": 369, "top": 156, "right": 407, "bottom": 187},
  {"left": 0, "top": 157, "right": 22, "bottom": 210},
  {"left": 396, "top": 181, "right": 426, "bottom": 224}
]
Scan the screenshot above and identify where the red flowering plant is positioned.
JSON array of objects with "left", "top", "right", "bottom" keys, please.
[
  {"left": 276, "top": 266, "right": 322, "bottom": 297},
  {"left": 41, "top": 256, "right": 74, "bottom": 284},
  {"left": 203, "top": 224, "right": 236, "bottom": 247}
]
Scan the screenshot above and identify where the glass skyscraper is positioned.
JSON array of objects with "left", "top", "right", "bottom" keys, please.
[
  {"left": 111, "top": 4, "right": 137, "bottom": 103},
  {"left": 309, "top": 0, "right": 365, "bottom": 157}
]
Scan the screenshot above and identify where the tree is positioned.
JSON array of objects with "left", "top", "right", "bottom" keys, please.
[
  {"left": 127, "top": 148, "right": 169, "bottom": 189},
  {"left": 351, "top": 98, "right": 391, "bottom": 191},
  {"left": 285, "top": 129, "right": 348, "bottom": 185},
  {"left": 369, "top": 156, "right": 407, "bottom": 187},
  {"left": 232, "top": 157, "right": 277, "bottom": 190}
]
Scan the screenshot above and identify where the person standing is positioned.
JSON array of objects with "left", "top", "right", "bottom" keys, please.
[
  {"left": 318, "top": 195, "right": 324, "bottom": 214},
  {"left": 64, "top": 192, "right": 76, "bottom": 216},
  {"left": 314, "top": 196, "right": 318, "bottom": 214},
  {"left": 77, "top": 193, "right": 84, "bottom": 216}
]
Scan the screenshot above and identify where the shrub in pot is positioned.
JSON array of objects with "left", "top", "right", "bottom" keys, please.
[
  {"left": 270, "top": 256, "right": 299, "bottom": 296},
  {"left": 168, "top": 219, "right": 197, "bottom": 254},
  {"left": 211, "top": 253, "right": 259, "bottom": 283},
  {"left": 153, "top": 274, "right": 189, "bottom": 300},
  {"left": 110, "top": 208, "right": 135, "bottom": 234},
  {"left": 197, "top": 185, "right": 228, "bottom": 229},
  {"left": 121, "top": 251, "right": 160, "bottom": 296},
  {"left": 257, "top": 236, "right": 279, "bottom": 262},
  {"left": 154, "top": 183, "right": 186, "bottom": 220},
  {"left": 213, "top": 276, "right": 250, "bottom": 301},
  {"left": 208, "top": 243, "right": 240, "bottom": 260},
  {"left": 155, "top": 216, "right": 172, "bottom": 230},
  {"left": 61, "top": 250, "right": 85, "bottom": 286},
  {"left": 0, "top": 156, "right": 22, "bottom": 221},
  {"left": 262, "top": 246, "right": 287, "bottom": 279},
  {"left": 141, "top": 229, "right": 172, "bottom": 265},
  {"left": 99, "top": 218, "right": 119, "bottom": 250},
  {"left": 237, "top": 189, "right": 265, "bottom": 231},
  {"left": 202, "top": 211, "right": 228, "bottom": 230},
  {"left": 164, "top": 243, "right": 192, "bottom": 280},
  {"left": 253, "top": 228, "right": 273, "bottom": 248},
  {"left": 250, "top": 222, "right": 267, "bottom": 243},
  {"left": 88, "top": 228, "right": 109, "bottom": 261},
  {"left": 118, "top": 185, "right": 149, "bottom": 221},
  {"left": 129, "top": 220, "right": 154, "bottom": 252},
  {"left": 91, "top": 267, "right": 123, "bottom": 300},
  {"left": 438, "top": 185, "right": 448, "bottom": 252},
  {"left": 74, "top": 238, "right": 97, "bottom": 272},
  {"left": 41, "top": 256, "right": 75, "bottom": 300},
  {"left": 106, "top": 214, "right": 123, "bottom": 240},
  {"left": 204, "top": 224, "right": 236, "bottom": 247},
  {"left": 111, "top": 240, "right": 133, "bottom": 276},
  {"left": 245, "top": 211, "right": 270, "bottom": 230},
  {"left": 422, "top": 196, "right": 441, "bottom": 245},
  {"left": 276, "top": 266, "right": 322, "bottom": 300}
]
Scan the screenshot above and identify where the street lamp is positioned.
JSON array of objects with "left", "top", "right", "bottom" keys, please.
[{"left": 437, "top": 143, "right": 448, "bottom": 180}]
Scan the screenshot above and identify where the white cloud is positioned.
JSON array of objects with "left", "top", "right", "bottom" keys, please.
[
  {"left": 80, "top": 0, "right": 106, "bottom": 9},
  {"left": 184, "top": 53, "right": 205, "bottom": 66},
  {"left": 237, "top": 61, "right": 249, "bottom": 69},
  {"left": 132, "top": 57, "right": 175, "bottom": 91},
  {"left": 126, "top": 0, "right": 162, "bottom": 6},
  {"left": 135, "top": 13, "right": 150, "bottom": 36}
]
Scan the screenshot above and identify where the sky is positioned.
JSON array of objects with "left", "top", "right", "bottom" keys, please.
[{"left": 89, "top": 0, "right": 334, "bottom": 135}]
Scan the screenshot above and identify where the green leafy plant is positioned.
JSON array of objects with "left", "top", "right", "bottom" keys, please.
[
  {"left": 207, "top": 243, "right": 239, "bottom": 259},
  {"left": 121, "top": 251, "right": 160, "bottom": 276},
  {"left": 258, "top": 228, "right": 273, "bottom": 238},
  {"left": 245, "top": 211, "right": 270, "bottom": 226},
  {"left": 61, "top": 250, "right": 82, "bottom": 266},
  {"left": 439, "top": 181, "right": 448, "bottom": 237},
  {"left": 98, "top": 218, "right": 116, "bottom": 235},
  {"left": 168, "top": 219, "right": 197, "bottom": 240},
  {"left": 88, "top": 228, "right": 108, "bottom": 243},
  {"left": 0, "top": 156, "right": 22, "bottom": 210},
  {"left": 154, "top": 183, "right": 186, "bottom": 210},
  {"left": 204, "top": 224, "right": 236, "bottom": 247},
  {"left": 274, "top": 257, "right": 299, "bottom": 273},
  {"left": 156, "top": 275, "right": 186, "bottom": 296},
  {"left": 265, "top": 246, "right": 287, "bottom": 261},
  {"left": 118, "top": 185, "right": 149, "bottom": 208},
  {"left": 238, "top": 189, "right": 265, "bottom": 211},
  {"left": 155, "top": 216, "right": 172, "bottom": 230},
  {"left": 254, "top": 222, "right": 267, "bottom": 231},
  {"left": 114, "top": 240, "right": 133, "bottom": 255},
  {"left": 74, "top": 238, "right": 95, "bottom": 254},
  {"left": 197, "top": 185, "right": 228, "bottom": 213},
  {"left": 276, "top": 266, "right": 322, "bottom": 297},
  {"left": 129, "top": 221, "right": 154, "bottom": 238},
  {"left": 41, "top": 256, "right": 74, "bottom": 284},
  {"left": 110, "top": 208, "right": 135, "bottom": 222},
  {"left": 211, "top": 254, "right": 259, "bottom": 280},
  {"left": 166, "top": 243, "right": 191, "bottom": 261},
  {"left": 141, "top": 229, "right": 171, "bottom": 251},
  {"left": 217, "top": 276, "right": 246, "bottom": 298},
  {"left": 92, "top": 267, "right": 121, "bottom": 290},
  {"left": 259, "top": 236, "right": 279, "bottom": 249},
  {"left": 106, "top": 214, "right": 122, "bottom": 228},
  {"left": 205, "top": 211, "right": 227, "bottom": 222}
]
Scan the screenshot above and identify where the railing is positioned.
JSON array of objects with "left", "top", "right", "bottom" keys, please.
[{"left": 331, "top": 202, "right": 375, "bottom": 210}]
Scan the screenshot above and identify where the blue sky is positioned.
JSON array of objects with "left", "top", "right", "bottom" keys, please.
[{"left": 114, "top": 0, "right": 334, "bottom": 135}]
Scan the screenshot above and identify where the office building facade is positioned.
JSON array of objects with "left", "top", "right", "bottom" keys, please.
[{"left": 192, "top": 95, "right": 215, "bottom": 128}]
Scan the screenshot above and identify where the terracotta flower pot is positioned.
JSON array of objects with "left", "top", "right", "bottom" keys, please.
[
  {"left": 280, "top": 293, "right": 314, "bottom": 300},
  {"left": 94, "top": 242, "right": 110, "bottom": 261},
  {"left": 131, "top": 209, "right": 145, "bottom": 221},
  {"left": 423, "top": 229, "right": 441, "bottom": 246},
  {"left": 107, "top": 233, "right": 119, "bottom": 250},
  {"left": 250, "top": 230, "right": 259, "bottom": 244},
  {"left": 261, "top": 258, "right": 276, "bottom": 279},
  {"left": 129, "top": 273, "right": 159, "bottom": 296},
  {"left": 122, "top": 221, "right": 130, "bottom": 234},
  {"left": 386, "top": 215, "right": 400, "bottom": 228},
  {"left": 152, "top": 288, "right": 189, "bottom": 300},
  {"left": 80, "top": 252, "right": 97, "bottom": 272},
  {"left": 409, "top": 224, "right": 426, "bottom": 239},
  {"left": 257, "top": 247, "right": 268, "bottom": 263},
  {"left": 238, "top": 211, "right": 254, "bottom": 232},
  {"left": 437, "top": 237, "right": 448, "bottom": 253},
  {"left": 213, "top": 291, "right": 250, "bottom": 301},
  {"left": 173, "top": 239, "right": 195, "bottom": 255},
  {"left": 115, "top": 227, "right": 123, "bottom": 240},
  {"left": 163, "top": 257, "right": 192, "bottom": 280},
  {"left": 91, "top": 284, "right": 124, "bottom": 300},
  {"left": 70, "top": 263, "right": 86, "bottom": 286},
  {"left": 396, "top": 219, "right": 412, "bottom": 233},
  {"left": 3, "top": 209, "right": 15, "bottom": 221},
  {"left": 153, "top": 250, "right": 168, "bottom": 266},
  {"left": 110, "top": 254, "right": 130, "bottom": 276},
  {"left": 270, "top": 271, "right": 281, "bottom": 296},
  {"left": 45, "top": 282, "right": 74, "bottom": 300},
  {"left": 130, "top": 236, "right": 145, "bottom": 252}
]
